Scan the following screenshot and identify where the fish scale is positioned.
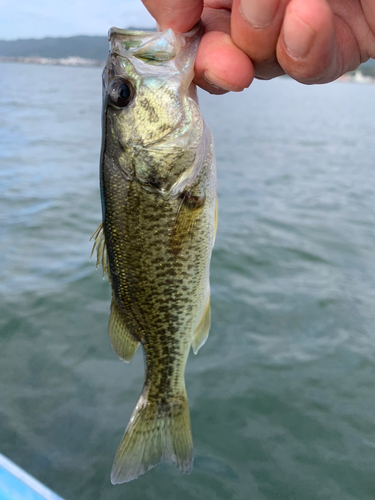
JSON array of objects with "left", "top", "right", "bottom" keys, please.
[{"left": 91, "top": 24, "right": 217, "bottom": 483}]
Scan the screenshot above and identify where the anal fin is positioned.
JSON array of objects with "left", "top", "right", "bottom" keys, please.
[
  {"left": 109, "top": 298, "right": 140, "bottom": 362},
  {"left": 192, "top": 297, "right": 211, "bottom": 354}
]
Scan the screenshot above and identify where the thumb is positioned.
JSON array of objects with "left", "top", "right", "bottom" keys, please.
[
  {"left": 141, "top": 0, "right": 203, "bottom": 32},
  {"left": 277, "top": 0, "right": 359, "bottom": 83}
]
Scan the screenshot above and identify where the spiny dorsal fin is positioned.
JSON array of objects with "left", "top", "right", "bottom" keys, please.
[
  {"left": 90, "top": 222, "right": 111, "bottom": 282},
  {"left": 192, "top": 297, "right": 211, "bottom": 354},
  {"left": 109, "top": 298, "right": 140, "bottom": 362}
]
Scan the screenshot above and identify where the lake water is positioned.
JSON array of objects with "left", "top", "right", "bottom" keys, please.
[{"left": 1, "top": 62, "right": 375, "bottom": 500}]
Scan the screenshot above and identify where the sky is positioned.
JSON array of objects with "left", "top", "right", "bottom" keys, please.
[{"left": 0, "top": 0, "right": 156, "bottom": 40}]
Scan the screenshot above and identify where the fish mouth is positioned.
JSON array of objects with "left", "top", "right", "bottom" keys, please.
[
  {"left": 139, "top": 117, "right": 193, "bottom": 148},
  {"left": 108, "top": 24, "right": 202, "bottom": 61},
  {"left": 107, "top": 24, "right": 202, "bottom": 76},
  {"left": 108, "top": 23, "right": 201, "bottom": 38}
]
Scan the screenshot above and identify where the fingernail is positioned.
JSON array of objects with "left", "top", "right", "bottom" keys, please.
[
  {"left": 203, "top": 71, "right": 242, "bottom": 93},
  {"left": 240, "top": 0, "right": 278, "bottom": 28},
  {"left": 283, "top": 12, "right": 315, "bottom": 58}
]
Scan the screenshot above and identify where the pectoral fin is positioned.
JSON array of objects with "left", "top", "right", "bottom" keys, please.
[
  {"left": 109, "top": 298, "right": 140, "bottom": 362},
  {"left": 169, "top": 190, "right": 206, "bottom": 255},
  {"left": 192, "top": 298, "right": 211, "bottom": 354}
]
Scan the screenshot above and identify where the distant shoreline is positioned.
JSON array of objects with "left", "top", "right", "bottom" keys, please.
[
  {"left": 1, "top": 56, "right": 375, "bottom": 84},
  {"left": 337, "top": 72, "right": 375, "bottom": 84},
  {"left": 0, "top": 55, "right": 103, "bottom": 67}
]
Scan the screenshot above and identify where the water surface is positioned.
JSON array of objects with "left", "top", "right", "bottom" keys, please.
[{"left": 1, "top": 62, "right": 375, "bottom": 500}]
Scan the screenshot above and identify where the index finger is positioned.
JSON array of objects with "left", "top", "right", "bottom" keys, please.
[{"left": 141, "top": 0, "right": 203, "bottom": 32}]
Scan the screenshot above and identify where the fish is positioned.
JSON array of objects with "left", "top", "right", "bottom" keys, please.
[{"left": 91, "top": 24, "right": 217, "bottom": 484}]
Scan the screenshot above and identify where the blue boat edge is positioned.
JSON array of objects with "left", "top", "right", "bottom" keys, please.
[{"left": 0, "top": 453, "right": 65, "bottom": 500}]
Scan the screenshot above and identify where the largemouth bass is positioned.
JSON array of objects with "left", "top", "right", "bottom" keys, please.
[{"left": 91, "top": 24, "right": 217, "bottom": 484}]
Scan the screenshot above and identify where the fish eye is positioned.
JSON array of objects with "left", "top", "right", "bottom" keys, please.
[{"left": 107, "top": 78, "right": 134, "bottom": 108}]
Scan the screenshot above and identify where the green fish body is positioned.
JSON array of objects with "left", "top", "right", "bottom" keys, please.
[{"left": 91, "top": 25, "right": 217, "bottom": 483}]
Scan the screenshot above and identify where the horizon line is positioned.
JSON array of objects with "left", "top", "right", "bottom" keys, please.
[{"left": 0, "top": 26, "right": 157, "bottom": 42}]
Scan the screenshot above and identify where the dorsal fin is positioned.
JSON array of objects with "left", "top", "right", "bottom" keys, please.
[{"left": 90, "top": 223, "right": 111, "bottom": 282}]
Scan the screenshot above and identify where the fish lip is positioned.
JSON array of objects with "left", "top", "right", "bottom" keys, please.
[
  {"left": 108, "top": 22, "right": 202, "bottom": 40},
  {"left": 108, "top": 28, "right": 155, "bottom": 39},
  {"left": 137, "top": 121, "right": 183, "bottom": 148},
  {"left": 115, "top": 93, "right": 198, "bottom": 149},
  {"left": 115, "top": 118, "right": 180, "bottom": 150}
]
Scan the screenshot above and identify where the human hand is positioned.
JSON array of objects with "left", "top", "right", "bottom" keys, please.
[{"left": 141, "top": 0, "right": 375, "bottom": 94}]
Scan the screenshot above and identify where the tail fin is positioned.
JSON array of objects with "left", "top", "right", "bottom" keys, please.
[{"left": 111, "top": 389, "right": 193, "bottom": 484}]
